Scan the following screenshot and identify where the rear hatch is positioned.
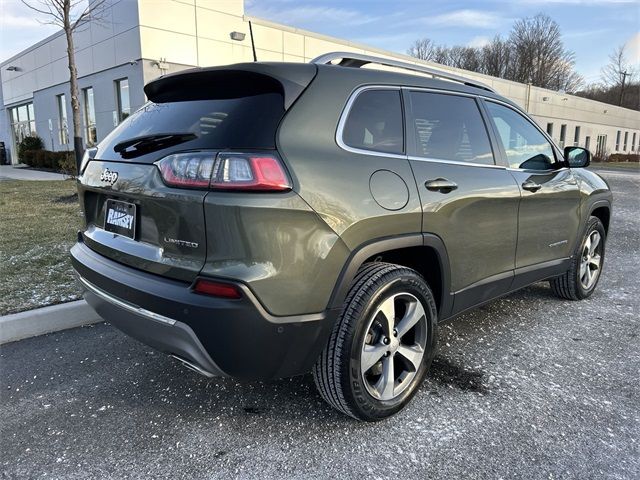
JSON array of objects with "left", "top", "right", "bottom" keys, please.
[{"left": 78, "top": 63, "right": 317, "bottom": 282}]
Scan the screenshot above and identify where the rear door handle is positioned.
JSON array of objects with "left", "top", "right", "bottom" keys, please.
[
  {"left": 425, "top": 178, "right": 458, "bottom": 193},
  {"left": 521, "top": 180, "right": 542, "bottom": 193}
]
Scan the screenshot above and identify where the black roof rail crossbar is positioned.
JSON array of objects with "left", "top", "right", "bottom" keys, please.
[{"left": 310, "top": 51, "right": 496, "bottom": 93}]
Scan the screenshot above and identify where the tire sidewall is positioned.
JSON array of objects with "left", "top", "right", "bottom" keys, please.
[{"left": 344, "top": 271, "right": 437, "bottom": 421}]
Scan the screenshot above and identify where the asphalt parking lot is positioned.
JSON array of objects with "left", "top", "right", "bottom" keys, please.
[{"left": 1, "top": 167, "right": 638, "bottom": 479}]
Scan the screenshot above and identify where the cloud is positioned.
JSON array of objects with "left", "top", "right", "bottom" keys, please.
[
  {"left": 248, "top": 5, "right": 380, "bottom": 28},
  {"left": 424, "top": 10, "right": 503, "bottom": 28},
  {"left": 0, "top": 2, "right": 59, "bottom": 61},
  {"left": 624, "top": 32, "right": 640, "bottom": 65},
  {"left": 468, "top": 36, "right": 491, "bottom": 48},
  {"left": 515, "top": 0, "right": 636, "bottom": 4}
]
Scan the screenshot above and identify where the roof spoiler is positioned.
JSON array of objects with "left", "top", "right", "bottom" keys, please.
[{"left": 144, "top": 63, "right": 317, "bottom": 109}]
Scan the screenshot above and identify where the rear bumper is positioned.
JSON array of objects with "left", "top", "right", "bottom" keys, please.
[{"left": 71, "top": 241, "right": 338, "bottom": 380}]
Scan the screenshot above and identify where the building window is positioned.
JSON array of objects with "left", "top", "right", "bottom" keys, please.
[
  {"left": 585, "top": 136, "right": 590, "bottom": 152},
  {"left": 546, "top": 122, "right": 553, "bottom": 137},
  {"left": 573, "top": 126, "right": 580, "bottom": 146},
  {"left": 57, "top": 94, "right": 68, "bottom": 145},
  {"left": 8, "top": 102, "right": 36, "bottom": 162},
  {"left": 615, "top": 130, "right": 621, "bottom": 151},
  {"left": 596, "top": 135, "right": 607, "bottom": 158},
  {"left": 632, "top": 132, "right": 637, "bottom": 152},
  {"left": 623, "top": 131, "right": 628, "bottom": 151},
  {"left": 115, "top": 78, "right": 130, "bottom": 122},
  {"left": 83, "top": 87, "right": 97, "bottom": 146},
  {"left": 559, "top": 124, "right": 567, "bottom": 148}
]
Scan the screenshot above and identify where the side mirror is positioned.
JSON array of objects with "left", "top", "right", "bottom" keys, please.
[{"left": 564, "top": 146, "right": 590, "bottom": 168}]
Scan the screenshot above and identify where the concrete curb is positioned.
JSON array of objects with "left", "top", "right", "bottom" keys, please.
[{"left": 0, "top": 300, "right": 102, "bottom": 345}]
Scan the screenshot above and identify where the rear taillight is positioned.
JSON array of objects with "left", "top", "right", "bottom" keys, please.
[
  {"left": 210, "top": 153, "right": 291, "bottom": 191},
  {"left": 156, "top": 152, "right": 215, "bottom": 188},
  {"left": 156, "top": 152, "right": 291, "bottom": 192},
  {"left": 193, "top": 279, "right": 242, "bottom": 299}
]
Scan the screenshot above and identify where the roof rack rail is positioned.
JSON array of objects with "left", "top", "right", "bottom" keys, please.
[{"left": 310, "top": 51, "right": 496, "bottom": 93}]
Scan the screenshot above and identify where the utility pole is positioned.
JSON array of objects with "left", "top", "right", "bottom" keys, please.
[{"left": 619, "top": 70, "right": 628, "bottom": 106}]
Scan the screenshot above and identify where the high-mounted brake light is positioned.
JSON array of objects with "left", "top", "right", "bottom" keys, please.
[
  {"left": 210, "top": 153, "right": 291, "bottom": 191},
  {"left": 193, "top": 279, "right": 242, "bottom": 299},
  {"left": 155, "top": 152, "right": 291, "bottom": 192}
]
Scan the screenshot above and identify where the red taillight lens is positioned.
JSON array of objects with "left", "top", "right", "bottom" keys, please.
[
  {"left": 210, "top": 153, "right": 291, "bottom": 191},
  {"left": 156, "top": 152, "right": 291, "bottom": 192},
  {"left": 157, "top": 153, "right": 215, "bottom": 188},
  {"left": 193, "top": 279, "right": 242, "bottom": 299}
]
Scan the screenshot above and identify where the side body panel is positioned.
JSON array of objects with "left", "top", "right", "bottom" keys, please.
[
  {"left": 276, "top": 69, "right": 423, "bottom": 309},
  {"left": 409, "top": 160, "right": 520, "bottom": 295},
  {"left": 200, "top": 191, "right": 350, "bottom": 316},
  {"left": 508, "top": 168, "right": 581, "bottom": 267}
]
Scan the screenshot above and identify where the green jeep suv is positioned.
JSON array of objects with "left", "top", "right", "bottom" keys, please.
[{"left": 71, "top": 53, "right": 612, "bottom": 421}]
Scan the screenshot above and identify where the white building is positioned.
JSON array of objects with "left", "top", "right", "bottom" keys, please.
[{"left": 1, "top": 0, "right": 638, "bottom": 164}]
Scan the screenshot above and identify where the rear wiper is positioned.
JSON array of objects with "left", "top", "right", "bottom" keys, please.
[{"left": 114, "top": 133, "right": 197, "bottom": 158}]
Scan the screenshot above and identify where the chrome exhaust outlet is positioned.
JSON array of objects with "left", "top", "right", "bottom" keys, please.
[{"left": 170, "top": 354, "right": 216, "bottom": 378}]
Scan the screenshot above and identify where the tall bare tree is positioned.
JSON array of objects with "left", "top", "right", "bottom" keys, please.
[
  {"left": 601, "top": 45, "right": 636, "bottom": 87},
  {"left": 577, "top": 45, "right": 639, "bottom": 110},
  {"left": 21, "top": 0, "right": 107, "bottom": 171},
  {"left": 407, "top": 39, "right": 437, "bottom": 61},
  {"left": 508, "top": 14, "right": 582, "bottom": 92},
  {"left": 480, "top": 35, "right": 511, "bottom": 78},
  {"left": 601, "top": 45, "right": 636, "bottom": 105},
  {"left": 407, "top": 13, "right": 583, "bottom": 93}
]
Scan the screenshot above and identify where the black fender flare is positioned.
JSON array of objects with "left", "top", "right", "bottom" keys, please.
[{"left": 327, "top": 233, "right": 453, "bottom": 318}]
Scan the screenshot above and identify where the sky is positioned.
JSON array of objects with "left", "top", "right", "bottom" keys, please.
[{"left": 1, "top": 0, "right": 638, "bottom": 85}]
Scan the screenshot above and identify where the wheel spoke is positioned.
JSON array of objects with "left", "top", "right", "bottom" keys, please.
[
  {"left": 396, "top": 299, "right": 425, "bottom": 339},
  {"left": 376, "top": 296, "right": 396, "bottom": 336},
  {"left": 361, "top": 344, "right": 387, "bottom": 373},
  {"left": 590, "top": 254, "right": 601, "bottom": 269},
  {"left": 375, "top": 355, "right": 395, "bottom": 400},
  {"left": 580, "top": 261, "right": 587, "bottom": 279},
  {"left": 583, "top": 236, "right": 591, "bottom": 255},
  {"left": 585, "top": 265, "right": 593, "bottom": 286},
  {"left": 589, "top": 232, "right": 601, "bottom": 255},
  {"left": 396, "top": 344, "right": 424, "bottom": 372}
]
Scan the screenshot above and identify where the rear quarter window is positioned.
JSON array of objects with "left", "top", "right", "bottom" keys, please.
[{"left": 342, "top": 89, "right": 404, "bottom": 155}]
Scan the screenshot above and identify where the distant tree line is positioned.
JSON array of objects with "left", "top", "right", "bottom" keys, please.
[{"left": 407, "top": 13, "right": 638, "bottom": 110}]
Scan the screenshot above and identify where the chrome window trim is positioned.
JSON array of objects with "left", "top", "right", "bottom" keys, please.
[
  {"left": 77, "top": 274, "right": 177, "bottom": 326},
  {"left": 407, "top": 156, "right": 505, "bottom": 170},
  {"left": 335, "top": 85, "right": 407, "bottom": 159},
  {"left": 336, "top": 84, "right": 567, "bottom": 173}
]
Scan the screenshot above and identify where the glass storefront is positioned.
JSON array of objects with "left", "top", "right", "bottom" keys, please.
[{"left": 8, "top": 102, "right": 36, "bottom": 164}]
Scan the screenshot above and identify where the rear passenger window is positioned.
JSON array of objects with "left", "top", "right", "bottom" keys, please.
[
  {"left": 409, "top": 92, "right": 494, "bottom": 165},
  {"left": 342, "top": 89, "right": 404, "bottom": 154}
]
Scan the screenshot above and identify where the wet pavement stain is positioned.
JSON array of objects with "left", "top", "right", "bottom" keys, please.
[{"left": 429, "top": 357, "right": 488, "bottom": 393}]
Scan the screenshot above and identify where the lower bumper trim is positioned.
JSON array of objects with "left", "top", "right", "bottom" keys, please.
[{"left": 77, "top": 274, "right": 177, "bottom": 326}]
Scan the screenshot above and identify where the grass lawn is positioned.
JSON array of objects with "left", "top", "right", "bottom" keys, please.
[
  {"left": 590, "top": 162, "right": 640, "bottom": 171},
  {"left": 0, "top": 180, "right": 83, "bottom": 315}
]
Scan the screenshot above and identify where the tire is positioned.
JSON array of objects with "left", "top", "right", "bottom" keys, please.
[
  {"left": 550, "top": 216, "right": 606, "bottom": 300},
  {"left": 313, "top": 262, "right": 438, "bottom": 421}
]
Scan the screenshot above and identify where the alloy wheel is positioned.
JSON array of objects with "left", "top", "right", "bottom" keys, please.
[
  {"left": 360, "top": 293, "right": 428, "bottom": 401},
  {"left": 580, "top": 230, "right": 602, "bottom": 290}
]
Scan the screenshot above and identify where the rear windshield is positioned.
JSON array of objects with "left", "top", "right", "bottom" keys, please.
[{"left": 97, "top": 93, "right": 284, "bottom": 161}]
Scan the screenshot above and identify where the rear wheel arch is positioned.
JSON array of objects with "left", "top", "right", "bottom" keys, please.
[{"left": 328, "top": 234, "right": 452, "bottom": 317}]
